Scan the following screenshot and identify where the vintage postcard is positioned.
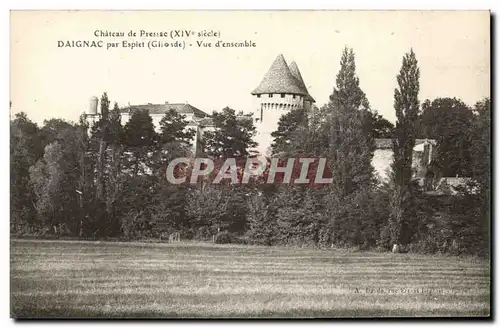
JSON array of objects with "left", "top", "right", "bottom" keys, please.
[{"left": 10, "top": 10, "right": 491, "bottom": 318}]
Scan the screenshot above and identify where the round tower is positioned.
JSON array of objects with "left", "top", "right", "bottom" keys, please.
[
  {"left": 84, "top": 96, "right": 101, "bottom": 129},
  {"left": 251, "top": 54, "right": 315, "bottom": 154},
  {"left": 88, "top": 96, "right": 99, "bottom": 115}
]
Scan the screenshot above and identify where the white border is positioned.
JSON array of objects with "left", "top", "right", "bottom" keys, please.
[{"left": 3, "top": 1, "right": 497, "bottom": 327}]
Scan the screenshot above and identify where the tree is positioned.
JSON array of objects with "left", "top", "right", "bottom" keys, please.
[
  {"left": 263, "top": 47, "right": 377, "bottom": 247},
  {"left": 123, "top": 108, "right": 158, "bottom": 176},
  {"left": 158, "top": 108, "right": 196, "bottom": 146},
  {"left": 273, "top": 187, "right": 325, "bottom": 246},
  {"left": 198, "top": 108, "right": 257, "bottom": 237},
  {"left": 39, "top": 118, "right": 74, "bottom": 150},
  {"left": 104, "top": 103, "right": 125, "bottom": 236},
  {"left": 419, "top": 97, "right": 474, "bottom": 176},
  {"left": 148, "top": 109, "right": 197, "bottom": 238},
  {"left": 75, "top": 114, "right": 96, "bottom": 237},
  {"left": 470, "top": 98, "right": 490, "bottom": 192},
  {"left": 30, "top": 126, "right": 82, "bottom": 236},
  {"left": 10, "top": 112, "right": 43, "bottom": 232},
  {"left": 270, "top": 107, "right": 307, "bottom": 155},
  {"left": 246, "top": 191, "right": 278, "bottom": 245},
  {"left": 95, "top": 92, "right": 111, "bottom": 201},
  {"left": 388, "top": 49, "right": 420, "bottom": 247},
  {"left": 369, "top": 110, "right": 394, "bottom": 138},
  {"left": 323, "top": 47, "right": 376, "bottom": 196},
  {"left": 469, "top": 98, "right": 491, "bottom": 255},
  {"left": 202, "top": 107, "right": 257, "bottom": 158},
  {"left": 155, "top": 108, "right": 196, "bottom": 171}
]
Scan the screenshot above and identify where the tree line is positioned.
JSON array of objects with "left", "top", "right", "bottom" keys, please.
[{"left": 11, "top": 47, "right": 490, "bottom": 256}]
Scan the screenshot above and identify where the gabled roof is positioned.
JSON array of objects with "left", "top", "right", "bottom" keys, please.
[
  {"left": 121, "top": 103, "right": 209, "bottom": 118},
  {"left": 251, "top": 54, "right": 308, "bottom": 96},
  {"left": 288, "top": 61, "right": 315, "bottom": 103}
]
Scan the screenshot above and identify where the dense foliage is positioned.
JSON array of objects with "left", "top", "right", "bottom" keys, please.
[{"left": 10, "top": 48, "right": 490, "bottom": 256}]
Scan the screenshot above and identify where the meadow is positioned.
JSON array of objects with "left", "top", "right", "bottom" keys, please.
[{"left": 10, "top": 239, "right": 490, "bottom": 318}]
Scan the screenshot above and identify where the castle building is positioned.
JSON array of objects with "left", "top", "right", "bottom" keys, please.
[
  {"left": 84, "top": 53, "right": 442, "bottom": 185},
  {"left": 251, "top": 54, "right": 315, "bottom": 154},
  {"left": 83, "top": 99, "right": 214, "bottom": 154}
]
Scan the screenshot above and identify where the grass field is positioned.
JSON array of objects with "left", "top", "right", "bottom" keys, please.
[{"left": 10, "top": 239, "right": 490, "bottom": 318}]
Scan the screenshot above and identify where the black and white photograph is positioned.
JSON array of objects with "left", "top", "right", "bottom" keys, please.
[{"left": 9, "top": 10, "right": 491, "bottom": 318}]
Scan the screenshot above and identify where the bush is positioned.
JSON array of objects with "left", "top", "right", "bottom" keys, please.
[
  {"left": 214, "top": 231, "right": 232, "bottom": 244},
  {"left": 233, "top": 235, "right": 251, "bottom": 245},
  {"left": 194, "top": 226, "right": 212, "bottom": 241}
]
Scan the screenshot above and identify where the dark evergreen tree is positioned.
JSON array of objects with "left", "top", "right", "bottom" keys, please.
[
  {"left": 388, "top": 49, "right": 420, "bottom": 247},
  {"left": 323, "top": 47, "right": 375, "bottom": 197}
]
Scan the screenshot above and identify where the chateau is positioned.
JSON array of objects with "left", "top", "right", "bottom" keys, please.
[
  {"left": 83, "top": 54, "right": 437, "bottom": 182},
  {"left": 120, "top": 102, "right": 215, "bottom": 154},
  {"left": 84, "top": 97, "right": 215, "bottom": 154}
]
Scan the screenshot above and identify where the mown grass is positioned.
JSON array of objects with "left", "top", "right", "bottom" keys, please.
[{"left": 10, "top": 239, "right": 490, "bottom": 318}]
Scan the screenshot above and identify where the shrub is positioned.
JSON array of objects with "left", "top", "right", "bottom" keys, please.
[
  {"left": 214, "top": 231, "right": 232, "bottom": 244},
  {"left": 233, "top": 235, "right": 251, "bottom": 245},
  {"left": 194, "top": 226, "right": 212, "bottom": 241}
]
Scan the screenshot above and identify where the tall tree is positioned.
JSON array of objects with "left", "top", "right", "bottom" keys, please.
[
  {"left": 104, "top": 103, "right": 125, "bottom": 236},
  {"left": 273, "top": 47, "right": 376, "bottom": 247},
  {"left": 388, "top": 49, "right": 420, "bottom": 247},
  {"left": 91, "top": 92, "right": 111, "bottom": 203},
  {"left": 149, "top": 108, "right": 196, "bottom": 238},
  {"left": 323, "top": 47, "right": 375, "bottom": 196},
  {"left": 75, "top": 114, "right": 95, "bottom": 236}
]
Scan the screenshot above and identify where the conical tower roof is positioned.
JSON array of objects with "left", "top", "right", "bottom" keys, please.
[
  {"left": 251, "top": 54, "right": 307, "bottom": 96},
  {"left": 289, "top": 61, "right": 315, "bottom": 103}
]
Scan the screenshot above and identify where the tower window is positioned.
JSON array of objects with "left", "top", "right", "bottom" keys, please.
[
  {"left": 269, "top": 94, "right": 273, "bottom": 98},
  {"left": 257, "top": 94, "right": 261, "bottom": 98},
  {"left": 293, "top": 95, "right": 296, "bottom": 99},
  {"left": 281, "top": 94, "right": 286, "bottom": 98}
]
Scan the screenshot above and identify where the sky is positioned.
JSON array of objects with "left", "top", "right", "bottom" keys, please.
[{"left": 10, "top": 10, "right": 490, "bottom": 125}]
